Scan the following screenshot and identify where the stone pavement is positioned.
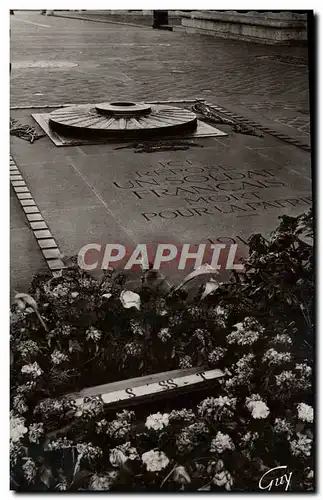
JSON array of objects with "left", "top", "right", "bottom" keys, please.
[
  {"left": 10, "top": 185, "right": 48, "bottom": 298},
  {"left": 10, "top": 105, "right": 312, "bottom": 291},
  {"left": 10, "top": 11, "right": 310, "bottom": 146},
  {"left": 10, "top": 11, "right": 312, "bottom": 294}
]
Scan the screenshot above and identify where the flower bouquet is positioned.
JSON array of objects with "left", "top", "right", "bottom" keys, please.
[{"left": 10, "top": 210, "right": 314, "bottom": 491}]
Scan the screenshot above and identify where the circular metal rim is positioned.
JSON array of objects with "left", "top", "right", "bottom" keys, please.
[
  {"left": 95, "top": 101, "right": 152, "bottom": 116},
  {"left": 48, "top": 103, "right": 198, "bottom": 138}
]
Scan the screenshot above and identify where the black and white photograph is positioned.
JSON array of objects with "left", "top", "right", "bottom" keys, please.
[{"left": 9, "top": 6, "right": 315, "bottom": 493}]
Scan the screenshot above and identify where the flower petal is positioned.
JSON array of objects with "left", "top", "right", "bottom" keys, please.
[
  {"left": 120, "top": 291, "right": 141, "bottom": 310},
  {"left": 201, "top": 280, "right": 219, "bottom": 300}
]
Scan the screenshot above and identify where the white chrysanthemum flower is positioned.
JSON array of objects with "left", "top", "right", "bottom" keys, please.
[
  {"left": 117, "top": 441, "right": 139, "bottom": 461},
  {"left": 110, "top": 448, "right": 127, "bottom": 467},
  {"left": 16, "top": 381, "right": 36, "bottom": 394},
  {"left": 22, "top": 457, "right": 36, "bottom": 483},
  {"left": 290, "top": 432, "right": 312, "bottom": 458},
  {"left": 10, "top": 441, "right": 22, "bottom": 467},
  {"left": 16, "top": 340, "right": 39, "bottom": 358},
  {"left": 297, "top": 403, "right": 314, "bottom": 423},
  {"left": 86, "top": 326, "right": 102, "bottom": 342},
  {"left": 236, "top": 353, "right": 255, "bottom": 369},
  {"left": 105, "top": 419, "right": 131, "bottom": 440},
  {"left": 295, "top": 363, "right": 312, "bottom": 377},
  {"left": 224, "top": 354, "right": 255, "bottom": 389},
  {"left": 218, "top": 395, "right": 236, "bottom": 407},
  {"left": 141, "top": 450, "right": 169, "bottom": 472},
  {"left": 235, "top": 354, "right": 255, "bottom": 376},
  {"left": 95, "top": 418, "right": 108, "bottom": 433},
  {"left": 35, "top": 397, "right": 72, "bottom": 416},
  {"left": 51, "top": 284, "right": 70, "bottom": 298},
  {"left": 233, "top": 321, "right": 244, "bottom": 331},
  {"left": 210, "top": 431, "right": 235, "bottom": 453},
  {"left": 262, "top": 348, "right": 292, "bottom": 365},
  {"left": 46, "top": 437, "right": 73, "bottom": 451},
  {"left": 275, "top": 370, "right": 297, "bottom": 387},
  {"left": 227, "top": 317, "right": 264, "bottom": 345},
  {"left": 110, "top": 442, "right": 138, "bottom": 466},
  {"left": 176, "top": 422, "right": 209, "bottom": 453},
  {"left": 274, "top": 418, "right": 293, "bottom": 436},
  {"left": 272, "top": 334, "right": 293, "bottom": 346},
  {"left": 145, "top": 412, "right": 169, "bottom": 431},
  {"left": 179, "top": 355, "right": 193, "bottom": 369},
  {"left": 208, "top": 347, "right": 227, "bottom": 365},
  {"left": 124, "top": 340, "right": 143, "bottom": 357},
  {"left": 89, "top": 474, "right": 111, "bottom": 491},
  {"left": 194, "top": 328, "right": 208, "bottom": 344},
  {"left": 226, "top": 329, "right": 259, "bottom": 346},
  {"left": 215, "top": 306, "right": 227, "bottom": 316},
  {"left": 245, "top": 393, "right": 262, "bottom": 403},
  {"left": 234, "top": 317, "right": 264, "bottom": 332},
  {"left": 129, "top": 319, "right": 144, "bottom": 336},
  {"left": 157, "top": 327, "right": 171, "bottom": 343},
  {"left": 120, "top": 290, "right": 141, "bottom": 310},
  {"left": 213, "top": 306, "right": 228, "bottom": 327},
  {"left": 240, "top": 431, "right": 259, "bottom": 448},
  {"left": 176, "top": 429, "right": 195, "bottom": 453},
  {"left": 251, "top": 401, "right": 270, "bottom": 419},
  {"left": 12, "top": 395, "right": 28, "bottom": 415},
  {"left": 21, "top": 361, "right": 43, "bottom": 378},
  {"left": 89, "top": 472, "right": 118, "bottom": 491},
  {"left": 28, "top": 422, "right": 44, "bottom": 443},
  {"left": 169, "top": 408, "right": 195, "bottom": 423},
  {"left": 116, "top": 409, "right": 135, "bottom": 422},
  {"left": 79, "top": 277, "right": 93, "bottom": 288},
  {"left": 10, "top": 412, "right": 28, "bottom": 443},
  {"left": 252, "top": 401, "right": 270, "bottom": 418},
  {"left": 51, "top": 349, "right": 69, "bottom": 365},
  {"left": 246, "top": 395, "right": 270, "bottom": 419},
  {"left": 60, "top": 324, "right": 72, "bottom": 336},
  {"left": 198, "top": 396, "right": 236, "bottom": 421},
  {"left": 74, "top": 397, "right": 103, "bottom": 418},
  {"left": 76, "top": 442, "right": 102, "bottom": 461}
]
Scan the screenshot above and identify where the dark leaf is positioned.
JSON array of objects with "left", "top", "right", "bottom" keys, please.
[
  {"left": 40, "top": 465, "right": 53, "bottom": 488},
  {"left": 70, "top": 469, "right": 92, "bottom": 490},
  {"left": 296, "top": 422, "right": 305, "bottom": 433}
]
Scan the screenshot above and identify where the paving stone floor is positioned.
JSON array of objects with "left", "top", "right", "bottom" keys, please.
[
  {"left": 10, "top": 11, "right": 313, "bottom": 294},
  {"left": 10, "top": 10, "right": 310, "bottom": 145},
  {"left": 10, "top": 106, "right": 312, "bottom": 292}
]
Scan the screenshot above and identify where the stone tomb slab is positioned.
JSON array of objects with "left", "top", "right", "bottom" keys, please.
[
  {"left": 10, "top": 108, "right": 312, "bottom": 285},
  {"left": 31, "top": 112, "right": 227, "bottom": 147}
]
